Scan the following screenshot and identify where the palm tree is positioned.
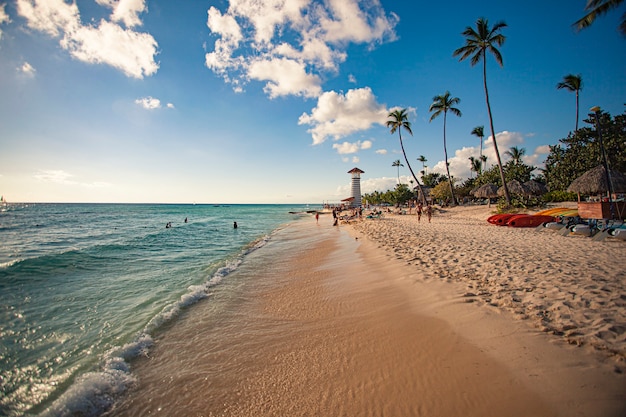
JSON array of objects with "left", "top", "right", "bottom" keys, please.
[
  {"left": 480, "top": 155, "right": 488, "bottom": 171},
  {"left": 469, "top": 156, "right": 482, "bottom": 178},
  {"left": 386, "top": 109, "right": 426, "bottom": 203},
  {"left": 417, "top": 155, "right": 428, "bottom": 172},
  {"left": 392, "top": 159, "right": 404, "bottom": 184},
  {"left": 453, "top": 17, "right": 510, "bottom": 205},
  {"left": 504, "top": 146, "right": 526, "bottom": 165},
  {"left": 557, "top": 74, "right": 583, "bottom": 131},
  {"left": 429, "top": 91, "right": 461, "bottom": 205},
  {"left": 471, "top": 125, "right": 485, "bottom": 172},
  {"left": 574, "top": 0, "right": 625, "bottom": 36}
]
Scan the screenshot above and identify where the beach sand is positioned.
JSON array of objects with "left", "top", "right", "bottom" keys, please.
[{"left": 112, "top": 209, "right": 626, "bottom": 417}]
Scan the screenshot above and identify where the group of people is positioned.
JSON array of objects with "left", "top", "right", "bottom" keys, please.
[{"left": 415, "top": 202, "right": 433, "bottom": 223}]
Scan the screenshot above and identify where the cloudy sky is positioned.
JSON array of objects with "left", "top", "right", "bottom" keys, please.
[{"left": 0, "top": 0, "right": 624, "bottom": 203}]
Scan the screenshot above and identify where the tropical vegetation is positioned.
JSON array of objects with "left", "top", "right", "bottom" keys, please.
[
  {"left": 574, "top": 0, "right": 625, "bottom": 35},
  {"left": 360, "top": 16, "right": 624, "bottom": 211},
  {"left": 386, "top": 109, "right": 426, "bottom": 203},
  {"left": 453, "top": 17, "right": 511, "bottom": 205},
  {"left": 557, "top": 74, "right": 583, "bottom": 131},
  {"left": 429, "top": 91, "right": 462, "bottom": 205}
]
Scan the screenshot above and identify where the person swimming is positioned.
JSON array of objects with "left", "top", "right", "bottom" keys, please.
[{"left": 233, "top": 221, "right": 238, "bottom": 229}]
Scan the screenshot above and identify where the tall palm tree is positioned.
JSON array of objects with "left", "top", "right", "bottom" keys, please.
[
  {"left": 392, "top": 159, "right": 404, "bottom": 184},
  {"left": 386, "top": 109, "right": 426, "bottom": 203},
  {"left": 504, "top": 146, "right": 526, "bottom": 165},
  {"left": 429, "top": 91, "right": 461, "bottom": 205},
  {"left": 471, "top": 125, "right": 485, "bottom": 172},
  {"left": 453, "top": 17, "right": 510, "bottom": 205},
  {"left": 480, "top": 155, "right": 488, "bottom": 172},
  {"left": 469, "top": 156, "right": 482, "bottom": 178},
  {"left": 417, "top": 155, "right": 428, "bottom": 172},
  {"left": 557, "top": 74, "right": 583, "bottom": 131},
  {"left": 574, "top": 0, "right": 625, "bottom": 36}
]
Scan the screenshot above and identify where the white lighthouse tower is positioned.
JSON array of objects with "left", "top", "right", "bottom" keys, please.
[{"left": 348, "top": 167, "right": 364, "bottom": 208}]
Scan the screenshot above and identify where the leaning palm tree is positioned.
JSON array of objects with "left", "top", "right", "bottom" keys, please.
[
  {"left": 386, "top": 109, "right": 426, "bottom": 203},
  {"left": 574, "top": 0, "right": 625, "bottom": 36},
  {"left": 453, "top": 17, "right": 510, "bottom": 205},
  {"left": 471, "top": 125, "right": 485, "bottom": 172},
  {"left": 557, "top": 74, "right": 583, "bottom": 131},
  {"left": 429, "top": 91, "right": 461, "bottom": 205},
  {"left": 392, "top": 159, "right": 404, "bottom": 184},
  {"left": 504, "top": 146, "right": 526, "bottom": 165}
]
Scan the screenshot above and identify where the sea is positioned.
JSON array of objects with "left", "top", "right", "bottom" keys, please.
[{"left": 0, "top": 203, "right": 318, "bottom": 416}]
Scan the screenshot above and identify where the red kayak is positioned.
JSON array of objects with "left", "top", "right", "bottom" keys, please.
[
  {"left": 494, "top": 213, "right": 517, "bottom": 225},
  {"left": 507, "top": 214, "right": 556, "bottom": 227}
]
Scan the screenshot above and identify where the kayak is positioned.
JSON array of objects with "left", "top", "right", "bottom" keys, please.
[
  {"left": 534, "top": 207, "right": 571, "bottom": 216},
  {"left": 507, "top": 214, "right": 556, "bottom": 227}
]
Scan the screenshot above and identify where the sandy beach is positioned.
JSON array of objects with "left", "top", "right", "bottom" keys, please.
[{"left": 112, "top": 208, "right": 626, "bottom": 417}]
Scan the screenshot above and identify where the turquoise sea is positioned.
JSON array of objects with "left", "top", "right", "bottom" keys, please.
[{"left": 0, "top": 203, "right": 316, "bottom": 416}]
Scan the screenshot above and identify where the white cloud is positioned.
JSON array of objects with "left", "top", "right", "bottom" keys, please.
[
  {"left": 166, "top": 102, "right": 175, "bottom": 109},
  {"left": 204, "top": 0, "right": 397, "bottom": 97},
  {"left": 298, "top": 87, "right": 389, "bottom": 145},
  {"left": 0, "top": 3, "right": 11, "bottom": 40},
  {"left": 18, "top": 61, "right": 36, "bottom": 76},
  {"left": 34, "top": 169, "right": 74, "bottom": 183},
  {"left": 135, "top": 96, "right": 161, "bottom": 109},
  {"left": 248, "top": 57, "right": 321, "bottom": 98},
  {"left": 16, "top": 0, "right": 158, "bottom": 78},
  {"left": 375, "top": 149, "right": 387, "bottom": 155},
  {"left": 96, "top": 0, "right": 147, "bottom": 28},
  {"left": 33, "top": 169, "right": 111, "bottom": 188},
  {"left": 332, "top": 139, "right": 372, "bottom": 155},
  {"left": 348, "top": 74, "right": 357, "bottom": 83}
]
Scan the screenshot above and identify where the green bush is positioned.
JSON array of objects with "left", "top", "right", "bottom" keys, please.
[{"left": 542, "top": 191, "right": 577, "bottom": 203}]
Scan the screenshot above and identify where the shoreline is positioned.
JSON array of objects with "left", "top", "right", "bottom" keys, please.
[{"left": 113, "top": 214, "right": 626, "bottom": 416}]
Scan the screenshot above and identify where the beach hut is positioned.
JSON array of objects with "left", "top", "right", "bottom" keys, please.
[
  {"left": 523, "top": 180, "right": 548, "bottom": 196},
  {"left": 497, "top": 179, "right": 528, "bottom": 196},
  {"left": 473, "top": 183, "right": 498, "bottom": 207},
  {"left": 567, "top": 165, "right": 626, "bottom": 219},
  {"left": 567, "top": 165, "right": 626, "bottom": 195}
]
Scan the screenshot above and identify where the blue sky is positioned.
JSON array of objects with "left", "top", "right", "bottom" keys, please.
[{"left": 0, "top": 0, "right": 624, "bottom": 204}]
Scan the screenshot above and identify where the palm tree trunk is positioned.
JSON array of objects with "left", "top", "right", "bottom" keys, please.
[
  {"left": 443, "top": 112, "right": 456, "bottom": 205},
  {"left": 575, "top": 90, "right": 579, "bottom": 131},
  {"left": 398, "top": 131, "right": 426, "bottom": 204},
  {"left": 483, "top": 56, "right": 510, "bottom": 205}
]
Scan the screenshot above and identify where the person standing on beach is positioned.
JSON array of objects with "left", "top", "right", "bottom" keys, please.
[
  {"left": 426, "top": 205, "right": 432, "bottom": 223},
  {"left": 315, "top": 212, "right": 319, "bottom": 224},
  {"left": 417, "top": 203, "right": 423, "bottom": 222}
]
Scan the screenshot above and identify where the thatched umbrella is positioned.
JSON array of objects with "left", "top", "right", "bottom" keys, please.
[
  {"left": 473, "top": 183, "right": 498, "bottom": 198},
  {"left": 498, "top": 179, "right": 528, "bottom": 196},
  {"left": 567, "top": 165, "right": 626, "bottom": 195},
  {"left": 523, "top": 180, "right": 548, "bottom": 196}
]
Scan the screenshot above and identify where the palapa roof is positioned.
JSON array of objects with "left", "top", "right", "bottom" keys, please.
[
  {"left": 473, "top": 183, "right": 498, "bottom": 198},
  {"left": 523, "top": 180, "right": 548, "bottom": 196},
  {"left": 567, "top": 165, "right": 626, "bottom": 194},
  {"left": 498, "top": 179, "right": 528, "bottom": 196}
]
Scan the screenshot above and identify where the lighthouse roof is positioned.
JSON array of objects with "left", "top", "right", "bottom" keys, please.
[{"left": 347, "top": 167, "right": 364, "bottom": 174}]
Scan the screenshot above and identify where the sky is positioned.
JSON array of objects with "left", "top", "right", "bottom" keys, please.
[{"left": 0, "top": 0, "right": 624, "bottom": 204}]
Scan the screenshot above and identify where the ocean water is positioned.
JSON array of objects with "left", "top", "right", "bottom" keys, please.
[{"left": 0, "top": 203, "right": 316, "bottom": 416}]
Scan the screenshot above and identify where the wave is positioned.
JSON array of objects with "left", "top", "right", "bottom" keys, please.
[{"left": 33, "top": 230, "right": 276, "bottom": 417}]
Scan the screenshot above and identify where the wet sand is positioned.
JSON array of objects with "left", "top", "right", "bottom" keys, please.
[{"left": 111, "top": 216, "right": 626, "bottom": 417}]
